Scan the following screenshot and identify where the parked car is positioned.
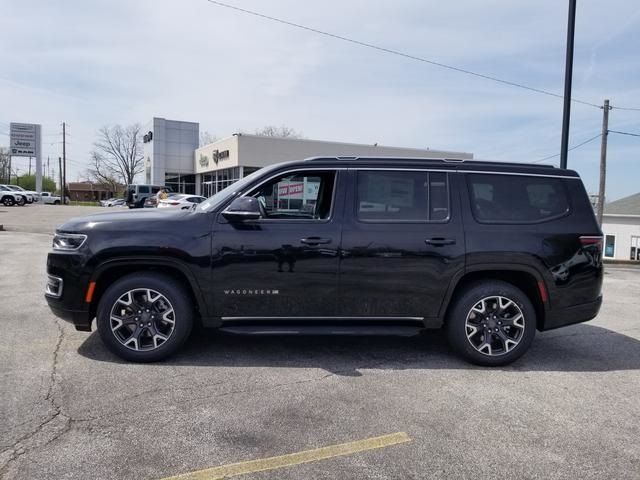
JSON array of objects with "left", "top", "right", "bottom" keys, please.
[
  {"left": 101, "top": 198, "right": 125, "bottom": 207},
  {"left": 108, "top": 199, "right": 126, "bottom": 208},
  {"left": 0, "top": 185, "right": 26, "bottom": 206},
  {"left": 158, "top": 194, "right": 206, "bottom": 209},
  {"left": 39, "top": 192, "right": 63, "bottom": 205},
  {"left": 46, "top": 157, "right": 603, "bottom": 366},
  {"left": 125, "top": 184, "right": 172, "bottom": 209},
  {"left": 3, "top": 185, "right": 37, "bottom": 203}
]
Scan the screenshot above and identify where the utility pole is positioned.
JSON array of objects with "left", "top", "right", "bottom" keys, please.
[
  {"left": 596, "top": 99, "right": 611, "bottom": 226},
  {"left": 62, "top": 122, "right": 66, "bottom": 204},
  {"left": 47, "top": 156, "right": 50, "bottom": 179},
  {"left": 58, "top": 156, "right": 63, "bottom": 203},
  {"left": 28, "top": 157, "right": 32, "bottom": 176},
  {"left": 560, "top": 0, "right": 577, "bottom": 169}
]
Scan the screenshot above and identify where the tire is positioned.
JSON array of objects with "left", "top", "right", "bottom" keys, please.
[
  {"left": 2, "top": 196, "right": 15, "bottom": 207},
  {"left": 96, "top": 272, "right": 193, "bottom": 362},
  {"left": 17, "top": 196, "right": 26, "bottom": 206},
  {"left": 53, "top": 200, "right": 60, "bottom": 205},
  {"left": 445, "top": 280, "right": 536, "bottom": 366}
]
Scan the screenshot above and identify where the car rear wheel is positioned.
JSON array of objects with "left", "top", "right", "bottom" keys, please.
[
  {"left": 2, "top": 196, "right": 15, "bottom": 206},
  {"left": 53, "top": 200, "right": 60, "bottom": 205},
  {"left": 446, "top": 280, "right": 536, "bottom": 366},
  {"left": 96, "top": 273, "right": 193, "bottom": 362}
]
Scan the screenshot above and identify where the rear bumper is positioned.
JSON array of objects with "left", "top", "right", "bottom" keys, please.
[{"left": 542, "top": 295, "right": 602, "bottom": 331}]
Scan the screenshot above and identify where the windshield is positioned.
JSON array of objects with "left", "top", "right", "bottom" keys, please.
[{"left": 197, "top": 167, "right": 270, "bottom": 212}]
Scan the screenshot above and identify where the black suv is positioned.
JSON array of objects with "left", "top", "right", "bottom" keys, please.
[{"left": 46, "top": 157, "right": 603, "bottom": 366}]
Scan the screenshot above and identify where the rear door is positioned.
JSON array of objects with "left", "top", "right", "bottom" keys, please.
[{"left": 339, "top": 168, "right": 465, "bottom": 322}]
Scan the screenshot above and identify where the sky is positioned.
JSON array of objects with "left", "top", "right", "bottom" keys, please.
[{"left": 1, "top": 0, "right": 639, "bottom": 200}]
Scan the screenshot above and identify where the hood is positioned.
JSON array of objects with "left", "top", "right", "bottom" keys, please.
[{"left": 57, "top": 208, "right": 198, "bottom": 234}]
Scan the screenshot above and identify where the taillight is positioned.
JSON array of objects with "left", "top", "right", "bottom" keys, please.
[
  {"left": 580, "top": 236, "right": 603, "bottom": 254},
  {"left": 169, "top": 201, "right": 180, "bottom": 205}
]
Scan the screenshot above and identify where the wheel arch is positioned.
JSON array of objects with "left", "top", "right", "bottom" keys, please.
[
  {"left": 441, "top": 265, "right": 548, "bottom": 330},
  {"left": 88, "top": 257, "right": 208, "bottom": 324}
]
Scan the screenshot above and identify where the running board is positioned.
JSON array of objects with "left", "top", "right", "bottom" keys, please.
[{"left": 218, "top": 325, "right": 423, "bottom": 336}]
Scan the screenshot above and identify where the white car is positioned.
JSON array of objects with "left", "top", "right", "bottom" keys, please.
[
  {"left": 157, "top": 194, "right": 206, "bottom": 209},
  {"left": 101, "top": 198, "right": 125, "bottom": 207},
  {"left": 3, "top": 185, "right": 37, "bottom": 203},
  {"left": 0, "top": 185, "right": 26, "bottom": 206}
]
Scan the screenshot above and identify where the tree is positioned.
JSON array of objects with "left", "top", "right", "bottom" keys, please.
[
  {"left": 0, "top": 147, "right": 10, "bottom": 184},
  {"left": 253, "top": 125, "right": 303, "bottom": 139},
  {"left": 90, "top": 124, "right": 144, "bottom": 186},
  {"left": 86, "top": 151, "right": 124, "bottom": 195},
  {"left": 199, "top": 131, "right": 217, "bottom": 147},
  {"left": 12, "top": 174, "right": 56, "bottom": 192}
]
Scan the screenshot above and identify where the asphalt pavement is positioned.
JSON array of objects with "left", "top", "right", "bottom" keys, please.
[{"left": 1, "top": 206, "right": 639, "bottom": 479}]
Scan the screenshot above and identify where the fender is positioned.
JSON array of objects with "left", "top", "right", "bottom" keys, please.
[
  {"left": 437, "top": 262, "right": 550, "bottom": 320},
  {"left": 90, "top": 255, "right": 210, "bottom": 317}
]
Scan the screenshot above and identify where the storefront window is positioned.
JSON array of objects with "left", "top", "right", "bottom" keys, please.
[
  {"left": 165, "top": 173, "right": 196, "bottom": 194},
  {"left": 604, "top": 235, "right": 615, "bottom": 258}
]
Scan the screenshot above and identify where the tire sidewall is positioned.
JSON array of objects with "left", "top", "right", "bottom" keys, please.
[
  {"left": 96, "top": 273, "right": 193, "bottom": 362},
  {"left": 446, "top": 281, "right": 537, "bottom": 366}
]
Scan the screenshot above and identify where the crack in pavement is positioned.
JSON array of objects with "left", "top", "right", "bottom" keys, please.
[
  {"left": 0, "top": 319, "right": 74, "bottom": 479},
  {"left": 63, "top": 360, "right": 388, "bottom": 428}
]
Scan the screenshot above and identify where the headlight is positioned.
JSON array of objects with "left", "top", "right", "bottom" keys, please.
[{"left": 53, "top": 233, "right": 87, "bottom": 251}]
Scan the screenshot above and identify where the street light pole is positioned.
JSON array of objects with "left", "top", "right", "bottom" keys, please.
[{"left": 560, "top": 0, "right": 577, "bottom": 169}]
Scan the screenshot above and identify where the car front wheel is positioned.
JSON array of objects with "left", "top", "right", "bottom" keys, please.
[
  {"left": 446, "top": 280, "right": 536, "bottom": 366},
  {"left": 96, "top": 273, "right": 193, "bottom": 362},
  {"left": 2, "top": 196, "right": 15, "bottom": 206}
]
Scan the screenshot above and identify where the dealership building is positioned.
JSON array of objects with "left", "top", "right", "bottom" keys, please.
[
  {"left": 602, "top": 192, "right": 640, "bottom": 262},
  {"left": 142, "top": 117, "right": 473, "bottom": 197}
]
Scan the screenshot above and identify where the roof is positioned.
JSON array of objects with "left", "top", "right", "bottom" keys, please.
[
  {"left": 604, "top": 192, "right": 640, "bottom": 215},
  {"left": 302, "top": 157, "right": 580, "bottom": 178}
]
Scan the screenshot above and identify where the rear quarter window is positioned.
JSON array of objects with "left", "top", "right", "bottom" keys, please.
[{"left": 467, "top": 173, "right": 570, "bottom": 223}]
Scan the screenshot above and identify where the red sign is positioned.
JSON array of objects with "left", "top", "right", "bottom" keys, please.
[{"left": 278, "top": 183, "right": 304, "bottom": 197}]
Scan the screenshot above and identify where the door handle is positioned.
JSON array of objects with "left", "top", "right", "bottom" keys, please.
[
  {"left": 425, "top": 237, "right": 456, "bottom": 246},
  {"left": 300, "top": 237, "right": 332, "bottom": 246}
]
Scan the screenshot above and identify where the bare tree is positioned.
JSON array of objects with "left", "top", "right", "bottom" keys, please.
[
  {"left": 254, "top": 125, "right": 303, "bottom": 139},
  {"left": 0, "top": 147, "right": 10, "bottom": 184},
  {"left": 90, "top": 124, "right": 144, "bottom": 186},
  {"left": 86, "top": 151, "right": 123, "bottom": 195},
  {"left": 199, "top": 130, "right": 217, "bottom": 147}
]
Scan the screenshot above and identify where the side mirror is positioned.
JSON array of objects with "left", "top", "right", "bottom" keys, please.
[{"left": 222, "top": 196, "right": 261, "bottom": 221}]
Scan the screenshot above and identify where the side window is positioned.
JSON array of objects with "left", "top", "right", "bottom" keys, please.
[
  {"left": 467, "top": 174, "right": 570, "bottom": 223},
  {"left": 151, "top": 187, "right": 160, "bottom": 194},
  {"left": 356, "top": 171, "right": 449, "bottom": 222},
  {"left": 248, "top": 170, "right": 336, "bottom": 220},
  {"left": 138, "top": 186, "right": 150, "bottom": 194}
]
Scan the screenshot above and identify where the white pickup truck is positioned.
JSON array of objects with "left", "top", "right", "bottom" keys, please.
[{"left": 39, "top": 192, "right": 63, "bottom": 205}]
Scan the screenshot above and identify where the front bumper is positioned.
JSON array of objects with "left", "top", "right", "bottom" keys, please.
[
  {"left": 46, "top": 300, "right": 93, "bottom": 331},
  {"left": 542, "top": 295, "right": 603, "bottom": 331}
]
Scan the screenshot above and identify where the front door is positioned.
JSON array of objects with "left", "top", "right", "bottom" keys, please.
[
  {"left": 211, "top": 168, "right": 344, "bottom": 319},
  {"left": 339, "top": 169, "right": 465, "bottom": 322}
]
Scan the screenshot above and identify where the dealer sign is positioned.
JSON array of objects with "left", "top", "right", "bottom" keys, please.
[{"left": 10, "top": 122, "right": 40, "bottom": 157}]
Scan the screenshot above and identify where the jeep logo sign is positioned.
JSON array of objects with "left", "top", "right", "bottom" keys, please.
[
  {"left": 213, "top": 149, "right": 229, "bottom": 165},
  {"left": 199, "top": 154, "right": 209, "bottom": 167}
]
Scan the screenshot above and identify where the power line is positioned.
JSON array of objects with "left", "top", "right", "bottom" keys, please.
[
  {"left": 611, "top": 106, "right": 640, "bottom": 112},
  {"left": 204, "top": 0, "right": 603, "bottom": 109},
  {"left": 609, "top": 129, "right": 640, "bottom": 137},
  {"left": 533, "top": 133, "right": 602, "bottom": 163}
]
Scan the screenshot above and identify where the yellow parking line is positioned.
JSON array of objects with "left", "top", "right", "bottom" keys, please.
[{"left": 161, "top": 431, "right": 411, "bottom": 480}]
